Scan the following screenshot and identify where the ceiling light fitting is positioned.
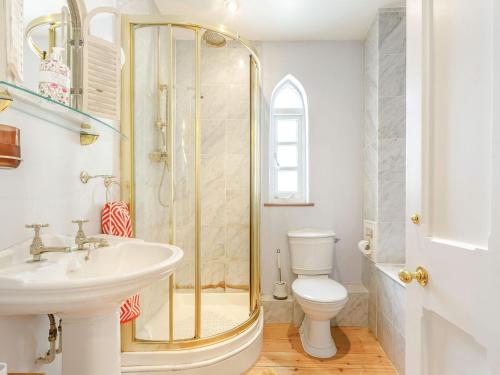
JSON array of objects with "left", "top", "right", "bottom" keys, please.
[{"left": 224, "top": 0, "right": 239, "bottom": 13}]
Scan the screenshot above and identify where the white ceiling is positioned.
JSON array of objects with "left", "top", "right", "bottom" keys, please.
[{"left": 153, "top": 0, "right": 404, "bottom": 41}]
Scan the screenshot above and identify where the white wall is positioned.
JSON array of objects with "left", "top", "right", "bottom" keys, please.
[
  {"left": 259, "top": 41, "right": 364, "bottom": 295},
  {"left": 0, "top": 109, "right": 119, "bottom": 373}
]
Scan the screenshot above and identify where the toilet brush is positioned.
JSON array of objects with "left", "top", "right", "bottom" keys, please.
[{"left": 273, "top": 249, "right": 288, "bottom": 300}]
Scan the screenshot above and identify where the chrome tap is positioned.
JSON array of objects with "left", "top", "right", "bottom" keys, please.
[
  {"left": 72, "top": 219, "right": 109, "bottom": 251},
  {"left": 26, "top": 224, "right": 70, "bottom": 262}
]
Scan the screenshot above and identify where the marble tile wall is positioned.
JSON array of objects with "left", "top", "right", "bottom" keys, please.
[
  {"left": 362, "top": 8, "right": 406, "bottom": 374},
  {"left": 173, "top": 39, "right": 251, "bottom": 292},
  {"left": 262, "top": 285, "right": 368, "bottom": 327},
  {"left": 362, "top": 256, "right": 406, "bottom": 375},
  {"left": 134, "top": 26, "right": 170, "bottom": 245},
  {"left": 363, "top": 14, "right": 379, "bottom": 223},
  {"left": 335, "top": 284, "right": 369, "bottom": 327},
  {"left": 363, "top": 8, "right": 406, "bottom": 264},
  {"left": 362, "top": 10, "right": 406, "bottom": 369},
  {"left": 134, "top": 36, "right": 251, "bottom": 292},
  {"left": 133, "top": 26, "right": 171, "bottom": 327},
  {"left": 133, "top": 34, "right": 251, "bottom": 335},
  {"left": 172, "top": 38, "right": 197, "bottom": 291},
  {"left": 261, "top": 295, "right": 295, "bottom": 324},
  {"left": 200, "top": 40, "right": 251, "bottom": 292}
]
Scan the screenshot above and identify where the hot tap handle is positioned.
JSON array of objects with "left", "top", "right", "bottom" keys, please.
[
  {"left": 25, "top": 224, "right": 49, "bottom": 235},
  {"left": 25, "top": 223, "right": 49, "bottom": 229}
]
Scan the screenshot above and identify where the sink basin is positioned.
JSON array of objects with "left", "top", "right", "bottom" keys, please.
[
  {"left": 0, "top": 234, "right": 184, "bottom": 375},
  {"left": 0, "top": 234, "right": 183, "bottom": 315}
]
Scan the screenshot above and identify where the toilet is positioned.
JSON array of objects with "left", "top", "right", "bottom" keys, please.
[{"left": 288, "top": 228, "right": 348, "bottom": 358}]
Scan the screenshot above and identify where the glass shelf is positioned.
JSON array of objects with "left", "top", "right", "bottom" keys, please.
[{"left": 0, "top": 80, "right": 127, "bottom": 139}]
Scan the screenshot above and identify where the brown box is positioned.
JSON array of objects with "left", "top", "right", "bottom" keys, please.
[{"left": 0, "top": 125, "right": 21, "bottom": 168}]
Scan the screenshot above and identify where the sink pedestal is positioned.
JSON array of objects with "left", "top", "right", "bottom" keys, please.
[{"left": 61, "top": 308, "right": 121, "bottom": 375}]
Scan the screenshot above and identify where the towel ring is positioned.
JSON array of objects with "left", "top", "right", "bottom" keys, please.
[{"left": 104, "top": 177, "right": 120, "bottom": 203}]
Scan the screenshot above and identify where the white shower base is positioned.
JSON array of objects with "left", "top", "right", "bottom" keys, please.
[
  {"left": 122, "top": 307, "right": 263, "bottom": 375},
  {"left": 136, "top": 292, "right": 251, "bottom": 340}
]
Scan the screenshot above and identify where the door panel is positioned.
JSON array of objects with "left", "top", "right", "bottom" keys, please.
[
  {"left": 428, "top": 0, "right": 492, "bottom": 247},
  {"left": 422, "top": 310, "right": 489, "bottom": 374},
  {"left": 406, "top": 0, "right": 500, "bottom": 373}
]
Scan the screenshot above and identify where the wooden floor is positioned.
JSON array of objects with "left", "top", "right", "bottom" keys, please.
[{"left": 246, "top": 324, "right": 397, "bottom": 375}]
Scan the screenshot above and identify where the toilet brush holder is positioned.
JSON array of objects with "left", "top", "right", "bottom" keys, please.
[{"left": 273, "top": 281, "right": 288, "bottom": 300}]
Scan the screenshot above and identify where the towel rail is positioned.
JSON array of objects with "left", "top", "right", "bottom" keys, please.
[{"left": 80, "top": 170, "right": 120, "bottom": 202}]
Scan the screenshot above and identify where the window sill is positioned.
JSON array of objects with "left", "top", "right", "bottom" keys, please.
[{"left": 263, "top": 202, "right": 315, "bottom": 207}]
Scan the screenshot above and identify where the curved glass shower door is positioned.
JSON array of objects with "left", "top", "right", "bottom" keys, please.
[
  {"left": 199, "top": 31, "right": 252, "bottom": 337},
  {"left": 123, "top": 21, "right": 259, "bottom": 350},
  {"left": 133, "top": 25, "right": 197, "bottom": 342}
]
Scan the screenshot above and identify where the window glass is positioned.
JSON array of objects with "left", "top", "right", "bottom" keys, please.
[
  {"left": 273, "top": 84, "right": 303, "bottom": 109},
  {"left": 277, "top": 119, "right": 298, "bottom": 143},
  {"left": 277, "top": 145, "right": 298, "bottom": 167},
  {"left": 270, "top": 75, "right": 308, "bottom": 202},
  {"left": 277, "top": 170, "right": 298, "bottom": 192}
]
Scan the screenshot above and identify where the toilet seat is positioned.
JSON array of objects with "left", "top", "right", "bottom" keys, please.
[{"left": 292, "top": 278, "right": 347, "bottom": 303}]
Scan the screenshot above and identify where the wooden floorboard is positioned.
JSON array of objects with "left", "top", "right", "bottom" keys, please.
[{"left": 246, "top": 324, "right": 397, "bottom": 375}]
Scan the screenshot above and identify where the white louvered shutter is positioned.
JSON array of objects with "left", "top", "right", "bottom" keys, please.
[{"left": 82, "top": 7, "right": 121, "bottom": 121}]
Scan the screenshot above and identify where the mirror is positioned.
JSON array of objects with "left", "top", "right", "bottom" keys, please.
[{"left": 23, "top": 0, "right": 82, "bottom": 108}]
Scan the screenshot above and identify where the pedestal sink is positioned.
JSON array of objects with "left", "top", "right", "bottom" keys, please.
[{"left": 0, "top": 234, "right": 183, "bottom": 375}]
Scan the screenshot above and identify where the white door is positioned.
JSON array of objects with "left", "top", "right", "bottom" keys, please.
[{"left": 405, "top": 0, "right": 500, "bottom": 374}]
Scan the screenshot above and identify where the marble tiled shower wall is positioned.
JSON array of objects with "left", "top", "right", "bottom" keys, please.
[
  {"left": 134, "top": 27, "right": 171, "bottom": 244},
  {"left": 363, "top": 8, "right": 406, "bottom": 264},
  {"left": 174, "top": 39, "right": 251, "bottom": 292},
  {"left": 133, "top": 27, "right": 172, "bottom": 328}
]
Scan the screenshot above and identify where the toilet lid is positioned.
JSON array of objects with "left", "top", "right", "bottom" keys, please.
[
  {"left": 287, "top": 228, "right": 336, "bottom": 238},
  {"left": 292, "top": 278, "right": 347, "bottom": 303}
]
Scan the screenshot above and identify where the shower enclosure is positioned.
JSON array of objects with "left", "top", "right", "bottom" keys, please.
[{"left": 120, "top": 16, "right": 260, "bottom": 353}]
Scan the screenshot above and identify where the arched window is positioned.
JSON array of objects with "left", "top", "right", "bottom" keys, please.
[{"left": 269, "top": 75, "right": 309, "bottom": 203}]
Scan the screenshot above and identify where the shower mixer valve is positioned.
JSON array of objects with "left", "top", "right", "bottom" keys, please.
[
  {"left": 150, "top": 150, "right": 168, "bottom": 163},
  {"left": 155, "top": 121, "right": 167, "bottom": 130}
]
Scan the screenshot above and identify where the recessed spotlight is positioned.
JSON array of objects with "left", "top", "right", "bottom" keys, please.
[{"left": 225, "top": 0, "right": 239, "bottom": 13}]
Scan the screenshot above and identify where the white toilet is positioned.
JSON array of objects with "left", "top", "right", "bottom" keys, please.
[{"left": 288, "top": 228, "right": 348, "bottom": 358}]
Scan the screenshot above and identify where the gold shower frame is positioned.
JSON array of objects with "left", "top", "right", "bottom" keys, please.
[{"left": 120, "top": 15, "right": 261, "bottom": 351}]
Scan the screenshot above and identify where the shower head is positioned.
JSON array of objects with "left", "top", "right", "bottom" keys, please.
[{"left": 202, "top": 30, "right": 226, "bottom": 48}]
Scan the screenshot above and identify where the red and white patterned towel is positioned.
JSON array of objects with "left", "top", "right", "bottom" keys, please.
[
  {"left": 101, "top": 202, "right": 140, "bottom": 323},
  {"left": 102, "top": 201, "right": 132, "bottom": 237}
]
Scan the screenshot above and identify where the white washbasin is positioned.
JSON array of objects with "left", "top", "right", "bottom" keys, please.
[
  {"left": 0, "top": 234, "right": 183, "bottom": 315},
  {"left": 0, "top": 234, "right": 184, "bottom": 375}
]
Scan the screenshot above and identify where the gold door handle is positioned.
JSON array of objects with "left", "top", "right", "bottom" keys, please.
[{"left": 398, "top": 266, "right": 429, "bottom": 286}]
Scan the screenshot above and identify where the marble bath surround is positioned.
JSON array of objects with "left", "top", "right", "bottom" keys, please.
[
  {"left": 363, "top": 256, "right": 406, "bottom": 375},
  {"left": 363, "top": 7, "right": 406, "bottom": 265},
  {"left": 362, "top": 8, "right": 407, "bottom": 374}
]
